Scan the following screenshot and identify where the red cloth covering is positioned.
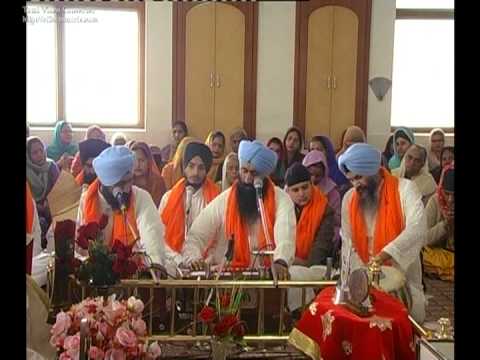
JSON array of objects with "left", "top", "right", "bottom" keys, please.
[{"left": 289, "top": 286, "right": 415, "bottom": 360}]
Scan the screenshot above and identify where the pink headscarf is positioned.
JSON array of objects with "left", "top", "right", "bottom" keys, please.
[
  {"left": 302, "top": 150, "right": 337, "bottom": 195},
  {"left": 85, "top": 125, "right": 106, "bottom": 142}
]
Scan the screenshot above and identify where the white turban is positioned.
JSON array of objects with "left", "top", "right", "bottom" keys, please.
[
  {"left": 238, "top": 140, "right": 278, "bottom": 177},
  {"left": 93, "top": 146, "right": 134, "bottom": 186}
]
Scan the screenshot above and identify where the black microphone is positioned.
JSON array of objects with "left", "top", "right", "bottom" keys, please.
[
  {"left": 112, "top": 187, "right": 128, "bottom": 212},
  {"left": 253, "top": 176, "right": 264, "bottom": 200}
]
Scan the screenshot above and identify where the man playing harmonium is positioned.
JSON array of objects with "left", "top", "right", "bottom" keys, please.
[
  {"left": 158, "top": 142, "right": 220, "bottom": 272},
  {"left": 284, "top": 163, "right": 335, "bottom": 311},
  {"left": 181, "top": 140, "right": 296, "bottom": 280},
  {"left": 337, "top": 143, "right": 427, "bottom": 323},
  {"left": 76, "top": 146, "right": 166, "bottom": 266}
]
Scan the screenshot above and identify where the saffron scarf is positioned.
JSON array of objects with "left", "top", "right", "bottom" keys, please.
[
  {"left": 161, "top": 177, "right": 220, "bottom": 253},
  {"left": 349, "top": 167, "right": 404, "bottom": 264},
  {"left": 295, "top": 186, "right": 328, "bottom": 260},
  {"left": 83, "top": 179, "right": 139, "bottom": 247},
  {"left": 225, "top": 178, "right": 276, "bottom": 268}
]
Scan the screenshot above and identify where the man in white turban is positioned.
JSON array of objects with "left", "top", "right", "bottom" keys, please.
[
  {"left": 76, "top": 146, "right": 166, "bottom": 266},
  {"left": 181, "top": 140, "right": 296, "bottom": 280},
  {"left": 338, "top": 143, "right": 427, "bottom": 323}
]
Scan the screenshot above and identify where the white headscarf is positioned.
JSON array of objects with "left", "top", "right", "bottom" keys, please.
[{"left": 221, "top": 152, "right": 239, "bottom": 191}]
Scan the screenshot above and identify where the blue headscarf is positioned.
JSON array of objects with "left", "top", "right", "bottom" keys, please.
[
  {"left": 46, "top": 121, "right": 78, "bottom": 161},
  {"left": 317, "top": 135, "right": 349, "bottom": 186},
  {"left": 388, "top": 127, "right": 415, "bottom": 171},
  {"left": 338, "top": 143, "right": 381, "bottom": 177}
]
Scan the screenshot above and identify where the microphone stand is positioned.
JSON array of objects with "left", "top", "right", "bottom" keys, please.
[{"left": 255, "top": 187, "right": 278, "bottom": 287}]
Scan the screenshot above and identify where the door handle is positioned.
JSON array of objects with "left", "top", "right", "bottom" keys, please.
[
  {"left": 210, "top": 72, "right": 214, "bottom": 88},
  {"left": 327, "top": 75, "right": 331, "bottom": 89},
  {"left": 215, "top": 73, "right": 220, "bottom": 88},
  {"left": 332, "top": 75, "right": 337, "bottom": 89}
]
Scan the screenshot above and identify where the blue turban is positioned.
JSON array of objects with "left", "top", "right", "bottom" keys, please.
[
  {"left": 238, "top": 140, "right": 278, "bottom": 177},
  {"left": 337, "top": 143, "right": 381, "bottom": 177},
  {"left": 93, "top": 146, "right": 134, "bottom": 186}
]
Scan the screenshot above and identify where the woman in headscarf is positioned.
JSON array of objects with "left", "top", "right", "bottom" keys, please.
[
  {"left": 309, "top": 135, "right": 348, "bottom": 189},
  {"left": 27, "top": 136, "right": 60, "bottom": 248},
  {"left": 218, "top": 152, "right": 239, "bottom": 191},
  {"left": 161, "top": 121, "right": 188, "bottom": 163},
  {"left": 129, "top": 141, "right": 167, "bottom": 207},
  {"left": 302, "top": 150, "right": 341, "bottom": 251},
  {"left": 70, "top": 125, "right": 106, "bottom": 176},
  {"left": 427, "top": 128, "right": 445, "bottom": 173},
  {"left": 283, "top": 126, "right": 305, "bottom": 170},
  {"left": 46, "top": 121, "right": 78, "bottom": 170},
  {"left": 161, "top": 136, "right": 198, "bottom": 190},
  {"left": 205, "top": 130, "right": 226, "bottom": 182},
  {"left": 422, "top": 164, "right": 454, "bottom": 281},
  {"left": 110, "top": 132, "right": 128, "bottom": 146},
  {"left": 387, "top": 126, "right": 415, "bottom": 171},
  {"left": 335, "top": 125, "right": 366, "bottom": 158},
  {"left": 431, "top": 146, "right": 454, "bottom": 184},
  {"left": 382, "top": 134, "right": 395, "bottom": 168},
  {"left": 266, "top": 137, "right": 286, "bottom": 187}
]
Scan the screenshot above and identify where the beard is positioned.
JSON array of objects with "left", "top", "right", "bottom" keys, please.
[
  {"left": 100, "top": 185, "right": 132, "bottom": 211},
  {"left": 237, "top": 179, "right": 266, "bottom": 223},
  {"left": 357, "top": 175, "right": 381, "bottom": 213}
]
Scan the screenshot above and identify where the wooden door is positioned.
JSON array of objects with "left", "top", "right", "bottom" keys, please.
[
  {"left": 330, "top": 6, "right": 359, "bottom": 148},
  {"left": 214, "top": 3, "right": 245, "bottom": 153},
  {"left": 185, "top": 3, "right": 215, "bottom": 142},
  {"left": 304, "top": 6, "right": 334, "bottom": 145}
]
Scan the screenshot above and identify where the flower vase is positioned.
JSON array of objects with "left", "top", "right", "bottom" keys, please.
[{"left": 211, "top": 339, "right": 234, "bottom": 360}]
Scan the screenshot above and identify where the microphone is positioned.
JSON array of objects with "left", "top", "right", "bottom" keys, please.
[
  {"left": 185, "top": 185, "right": 194, "bottom": 216},
  {"left": 253, "top": 176, "right": 264, "bottom": 200},
  {"left": 112, "top": 187, "right": 128, "bottom": 212}
]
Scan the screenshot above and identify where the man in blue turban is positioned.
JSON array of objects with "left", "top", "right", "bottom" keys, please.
[
  {"left": 337, "top": 142, "right": 427, "bottom": 323},
  {"left": 182, "top": 140, "right": 296, "bottom": 282},
  {"left": 77, "top": 145, "right": 166, "bottom": 267}
]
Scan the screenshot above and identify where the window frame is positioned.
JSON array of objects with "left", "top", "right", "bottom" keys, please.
[
  {"left": 27, "top": 1, "right": 145, "bottom": 129},
  {"left": 391, "top": 7, "right": 454, "bottom": 134}
]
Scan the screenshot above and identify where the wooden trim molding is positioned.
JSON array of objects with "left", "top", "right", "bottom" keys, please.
[
  {"left": 396, "top": 9, "right": 454, "bottom": 19},
  {"left": 293, "top": 0, "right": 372, "bottom": 137},
  {"left": 172, "top": 2, "right": 258, "bottom": 138}
]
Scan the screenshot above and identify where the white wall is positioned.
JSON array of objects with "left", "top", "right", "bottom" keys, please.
[{"left": 30, "top": 0, "right": 453, "bottom": 149}]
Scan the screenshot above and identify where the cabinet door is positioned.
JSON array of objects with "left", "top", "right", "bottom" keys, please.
[
  {"left": 214, "top": 3, "right": 245, "bottom": 153},
  {"left": 304, "top": 6, "right": 334, "bottom": 145},
  {"left": 330, "top": 6, "right": 358, "bottom": 149},
  {"left": 185, "top": 3, "right": 216, "bottom": 142}
]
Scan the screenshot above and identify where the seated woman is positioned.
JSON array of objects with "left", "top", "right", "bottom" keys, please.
[
  {"left": 431, "top": 146, "right": 454, "bottom": 184},
  {"left": 218, "top": 152, "right": 239, "bottom": 191},
  {"left": 129, "top": 141, "right": 167, "bottom": 207},
  {"left": 27, "top": 136, "right": 60, "bottom": 247},
  {"left": 46, "top": 121, "right": 78, "bottom": 171},
  {"left": 266, "top": 137, "right": 286, "bottom": 187},
  {"left": 110, "top": 131, "right": 128, "bottom": 146},
  {"left": 422, "top": 165, "right": 454, "bottom": 281},
  {"left": 70, "top": 125, "right": 106, "bottom": 176},
  {"left": 387, "top": 126, "right": 415, "bottom": 171},
  {"left": 283, "top": 126, "right": 305, "bottom": 170},
  {"left": 161, "top": 136, "right": 197, "bottom": 190},
  {"left": 205, "top": 130, "right": 226, "bottom": 182}
]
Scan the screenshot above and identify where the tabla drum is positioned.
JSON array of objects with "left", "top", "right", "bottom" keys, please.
[{"left": 378, "top": 266, "right": 413, "bottom": 312}]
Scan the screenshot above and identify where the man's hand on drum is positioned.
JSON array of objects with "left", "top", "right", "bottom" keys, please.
[
  {"left": 190, "top": 259, "right": 206, "bottom": 271},
  {"left": 372, "top": 251, "right": 392, "bottom": 266},
  {"left": 274, "top": 260, "right": 290, "bottom": 280}
]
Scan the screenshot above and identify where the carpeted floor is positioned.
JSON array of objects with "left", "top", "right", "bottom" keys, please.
[{"left": 424, "top": 276, "right": 454, "bottom": 326}]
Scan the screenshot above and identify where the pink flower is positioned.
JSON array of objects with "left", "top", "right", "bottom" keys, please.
[
  {"left": 105, "top": 348, "right": 126, "bottom": 360},
  {"left": 147, "top": 341, "right": 162, "bottom": 359},
  {"left": 131, "top": 318, "right": 147, "bottom": 336},
  {"left": 50, "top": 333, "right": 66, "bottom": 348},
  {"left": 127, "top": 296, "right": 144, "bottom": 315},
  {"left": 58, "top": 353, "right": 72, "bottom": 360},
  {"left": 64, "top": 333, "right": 80, "bottom": 359},
  {"left": 115, "top": 327, "right": 137, "bottom": 348},
  {"left": 51, "top": 311, "right": 72, "bottom": 338},
  {"left": 88, "top": 346, "right": 105, "bottom": 360},
  {"left": 104, "top": 300, "right": 126, "bottom": 324}
]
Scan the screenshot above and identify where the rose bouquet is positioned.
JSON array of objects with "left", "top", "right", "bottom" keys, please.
[
  {"left": 75, "top": 215, "right": 143, "bottom": 286},
  {"left": 50, "top": 295, "right": 161, "bottom": 360}
]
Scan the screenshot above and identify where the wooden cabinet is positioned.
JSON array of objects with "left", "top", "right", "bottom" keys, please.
[
  {"left": 294, "top": 0, "right": 371, "bottom": 148},
  {"left": 173, "top": 2, "right": 258, "bottom": 148}
]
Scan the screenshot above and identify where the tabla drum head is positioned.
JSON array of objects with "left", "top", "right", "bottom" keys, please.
[{"left": 348, "top": 268, "right": 369, "bottom": 304}]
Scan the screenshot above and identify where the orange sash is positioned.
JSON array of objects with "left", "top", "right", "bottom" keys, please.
[
  {"left": 349, "top": 167, "right": 404, "bottom": 264},
  {"left": 296, "top": 186, "right": 328, "bottom": 260},
  {"left": 225, "top": 178, "right": 276, "bottom": 268},
  {"left": 75, "top": 170, "right": 84, "bottom": 186},
  {"left": 83, "top": 179, "right": 139, "bottom": 247},
  {"left": 161, "top": 178, "right": 220, "bottom": 253}
]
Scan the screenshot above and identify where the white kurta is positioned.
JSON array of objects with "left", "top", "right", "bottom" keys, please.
[
  {"left": 182, "top": 186, "right": 297, "bottom": 267},
  {"left": 76, "top": 186, "right": 166, "bottom": 266},
  {"left": 158, "top": 186, "right": 210, "bottom": 268},
  {"left": 340, "top": 178, "right": 427, "bottom": 323}
]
